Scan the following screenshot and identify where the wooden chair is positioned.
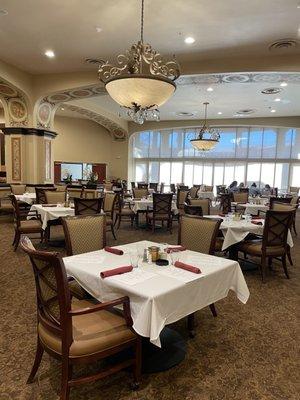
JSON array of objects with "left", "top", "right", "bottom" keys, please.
[
  {"left": 137, "top": 183, "right": 148, "bottom": 189},
  {"left": 62, "top": 215, "right": 106, "bottom": 256},
  {"left": 11, "top": 184, "right": 26, "bottom": 195},
  {"left": 178, "top": 185, "right": 189, "bottom": 190},
  {"left": 35, "top": 187, "right": 57, "bottom": 204},
  {"left": 10, "top": 195, "right": 43, "bottom": 250},
  {"left": 55, "top": 185, "right": 67, "bottom": 192},
  {"left": 188, "top": 198, "right": 210, "bottom": 215},
  {"left": 176, "top": 189, "right": 189, "bottom": 214},
  {"left": 149, "top": 182, "right": 158, "bottom": 192},
  {"left": 20, "top": 236, "right": 141, "bottom": 400},
  {"left": 146, "top": 193, "right": 173, "bottom": 233},
  {"left": 184, "top": 204, "right": 203, "bottom": 216},
  {"left": 66, "top": 188, "right": 83, "bottom": 200},
  {"left": 114, "top": 195, "right": 135, "bottom": 229},
  {"left": 233, "top": 192, "right": 248, "bottom": 203},
  {"left": 237, "top": 210, "right": 294, "bottom": 283},
  {"left": 170, "top": 183, "right": 176, "bottom": 193},
  {"left": 45, "top": 191, "right": 66, "bottom": 204},
  {"left": 103, "top": 192, "right": 118, "bottom": 239},
  {"left": 74, "top": 197, "right": 103, "bottom": 216},
  {"left": 269, "top": 196, "right": 292, "bottom": 209},
  {"left": 0, "top": 187, "right": 13, "bottom": 214},
  {"left": 82, "top": 189, "right": 98, "bottom": 199},
  {"left": 178, "top": 215, "right": 222, "bottom": 332},
  {"left": 220, "top": 193, "right": 232, "bottom": 214},
  {"left": 132, "top": 188, "right": 148, "bottom": 199}
]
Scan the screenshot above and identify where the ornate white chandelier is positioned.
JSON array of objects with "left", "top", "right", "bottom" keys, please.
[
  {"left": 190, "top": 102, "right": 220, "bottom": 151},
  {"left": 98, "top": 0, "right": 180, "bottom": 124}
]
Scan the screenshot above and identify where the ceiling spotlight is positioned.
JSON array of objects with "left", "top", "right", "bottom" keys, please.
[
  {"left": 280, "top": 81, "right": 287, "bottom": 87},
  {"left": 184, "top": 36, "right": 195, "bottom": 44},
  {"left": 45, "top": 50, "right": 55, "bottom": 58},
  {"left": 207, "top": 87, "right": 214, "bottom": 92},
  {"left": 217, "top": 111, "right": 222, "bottom": 115},
  {"left": 274, "top": 98, "right": 281, "bottom": 102},
  {"left": 95, "top": 26, "right": 102, "bottom": 33},
  {"left": 270, "top": 109, "right": 276, "bottom": 113}
]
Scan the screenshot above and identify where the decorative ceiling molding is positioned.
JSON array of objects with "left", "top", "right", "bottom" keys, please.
[
  {"left": 45, "top": 84, "right": 106, "bottom": 104},
  {"left": 0, "top": 79, "right": 29, "bottom": 127},
  {"left": 62, "top": 104, "right": 127, "bottom": 141},
  {"left": 177, "top": 72, "right": 300, "bottom": 86}
]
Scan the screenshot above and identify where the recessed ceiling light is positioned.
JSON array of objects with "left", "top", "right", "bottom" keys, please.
[
  {"left": 0, "top": 9, "right": 8, "bottom": 16},
  {"left": 207, "top": 87, "right": 214, "bottom": 92},
  {"left": 274, "top": 98, "right": 281, "bottom": 102},
  {"left": 217, "top": 111, "right": 222, "bottom": 115},
  {"left": 280, "top": 81, "right": 287, "bottom": 87},
  {"left": 176, "top": 111, "right": 195, "bottom": 117},
  {"left": 184, "top": 37, "right": 195, "bottom": 44},
  {"left": 95, "top": 26, "right": 102, "bottom": 33},
  {"left": 261, "top": 87, "right": 282, "bottom": 94},
  {"left": 270, "top": 109, "right": 276, "bottom": 113},
  {"left": 45, "top": 50, "right": 55, "bottom": 58}
]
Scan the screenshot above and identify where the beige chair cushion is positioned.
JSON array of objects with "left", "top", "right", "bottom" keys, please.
[
  {"left": 38, "top": 299, "right": 136, "bottom": 358},
  {"left": 20, "top": 220, "right": 42, "bottom": 232},
  {"left": 45, "top": 191, "right": 66, "bottom": 204},
  {"left": 180, "top": 216, "right": 218, "bottom": 254},
  {"left": 189, "top": 199, "right": 210, "bottom": 215},
  {"left": 118, "top": 208, "right": 134, "bottom": 216},
  {"left": 238, "top": 240, "right": 285, "bottom": 256},
  {"left": 11, "top": 185, "right": 26, "bottom": 195}
]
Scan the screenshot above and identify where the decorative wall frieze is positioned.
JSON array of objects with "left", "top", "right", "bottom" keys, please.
[
  {"left": 45, "top": 84, "right": 106, "bottom": 104},
  {"left": 0, "top": 80, "right": 29, "bottom": 127}
]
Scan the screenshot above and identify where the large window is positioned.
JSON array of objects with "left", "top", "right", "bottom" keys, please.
[
  {"left": 61, "top": 163, "right": 92, "bottom": 181},
  {"left": 130, "top": 126, "right": 300, "bottom": 190}
]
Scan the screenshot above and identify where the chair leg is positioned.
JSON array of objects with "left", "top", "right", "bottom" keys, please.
[
  {"left": 12, "top": 229, "right": 17, "bottom": 246},
  {"left": 27, "top": 338, "right": 44, "bottom": 384},
  {"left": 261, "top": 256, "right": 266, "bottom": 283},
  {"left": 14, "top": 231, "right": 20, "bottom": 251},
  {"left": 287, "top": 246, "right": 293, "bottom": 266},
  {"left": 293, "top": 220, "right": 297, "bottom": 236},
  {"left": 40, "top": 230, "right": 44, "bottom": 243},
  {"left": 282, "top": 255, "right": 289, "bottom": 279},
  {"left": 209, "top": 303, "right": 217, "bottom": 317},
  {"left": 152, "top": 218, "right": 155, "bottom": 233},
  {"left": 60, "top": 359, "right": 72, "bottom": 400},
  {"left": 268, "top": 256, "right": 272, "bottom": 269},
  {"left": 187, "top": 313, "right": 196, "bottom": 338},
  {"left": 132, "top": 338, "right": 141, "bottom": 390},
  {"left": 111, "top": 224, "right": 117, "bottom": 240},
  {"left": 117, "top": 215, "right": 121, "bottom": 229}
]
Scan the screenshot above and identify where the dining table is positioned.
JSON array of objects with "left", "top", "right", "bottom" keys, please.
[
  {"left": 30, "top": 203, "right": 74, "bottom": 230},
  {"left": 232, "top": 202, "right": 269, "bottom": 215},
  {"left": 15, "top": 192, "right": 36, "bottom": 205},
  {"left": 130, "top": 198, "right": 178, "bottom": 214}
]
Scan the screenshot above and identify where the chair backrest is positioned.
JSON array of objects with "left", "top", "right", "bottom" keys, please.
[
  {"left": 170, "top": 183, "right": 176, "bottom": 193},
  {"left": 132, "top": 188, "right": 148, "bottom": 199},
  {"left": 189, "top": 186, "right": 199, "bottom": 199},
  {"left": 239, "top": 188, "right": 249, "bottom": 194},
  {"left": 289, "top": 186, "right": 299, "bottom": 194},
  {"left": 233, "top": 192, "right": 248, "bottom": 203},
  {"left": 220, "top": 193, "right": 232, "bottom": 214},
  {"left": 137, "top": 183, "right": 148, "bottom": 189},
  {"left": 74, "top": 197, "right": 103, "bottom": 215},
  {"left": 184, "top": 204, "right": 203, "bottom": 216},
  {"left": 62, "top": 215, "right": 106, "bottom": 256},
  {"left": 149, "top": 182, "right": 158, "bottom": 191},
  {"left": 103, "top": 192, "right": 118, "bottom": 216},
  {"left": 176, "top": 189, "right": 189, "bottom": 209},
  {"left": 55, "top": 185, "right": 66, "bottom": 192},
  {"left": 262, "top": 210, "right": 294, "bottom": 250},
  {"left": 290, "top": 195, "right": 299, "bottom": 206},
  {"left": 152, "top": 193, "right": 173, "bottom": 215},
  {"left": 35, "top": 187, "right": 57, "bottom": 204},
  {"left": 10, "top": 195, "right": 22, "bottom": 226},
  {"left": 269, "top": 196, "right": 292, "bottom": 209},
  {"left": 131, "top": 182, "right": 136, "bottom": 189},
  {"left": 82, "top": 189, "right": 98, "bottom": 199},
  {"left": 67, "top": 188, "right": 83, "bottom": 200},
  {"left": 11, "top": 184, "right": 26, "bottom": 195},
  {"left": 20, "top": 236, "right": 72, "bottom": 345},
  {"left": 179, "top": 215, "right": 222, "bottom": 255},
  {"left": 216, "top": 185, "right": 226, "bottom": 195},
  {"left": 0, "top": 187, "right": 11, "bottom": 204},
  {"left": 45, "top": 191, "right": 66, "bottom": 204},
  {"left": 178, "top": 185, "right": 189, "bottom": 190},
  {"left": 203, "top": 185, "right": 213, "bottom": 192},
  {"left": 160, "top": 182, "right": 164, "bottom": 193},
  {"left": 188, "top": 198, "right": 210, "bottom": 215},
  {"left": 272, "top": 202, "right": 297, "bottom": 212}
]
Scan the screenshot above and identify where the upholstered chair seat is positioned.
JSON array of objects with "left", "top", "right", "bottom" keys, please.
[
  {"left": 45, "top": 190, "right": 66, "bottom": 204},
  {"left": 20, "top": 219, "right": 43, "bottom": 231},
  {"left": 11, "top": 184, "right": 26, "bottom": 195}
]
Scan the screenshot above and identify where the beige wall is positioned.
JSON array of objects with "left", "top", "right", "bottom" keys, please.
[{"left": 53, "top": 116, "right": 128, "bottom": 180}]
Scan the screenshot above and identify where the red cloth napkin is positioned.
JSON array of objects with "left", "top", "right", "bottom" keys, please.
[
  {"left": 104, "top": 246, "right": 124, "bottom": 255},
  {"left": 251, "top": 221, "right": 263, "bottom": 225},
  {"left": 100, "top": 265, "right": 132, "bottom": 279},
  {"left": 42, "top": 204, "right": 57, "bottom": 207},
  {"left": 165, "top": 246, "right": 187, "bottom": 253},
  {"left": 218, "top": 213, "right": 225, "bottom": 217},
  {"left": 174, "top": 261, "right": 201, "bottom": 274},
  {"left": 251, "top": 216, "right": 261, "bottom": 220}
]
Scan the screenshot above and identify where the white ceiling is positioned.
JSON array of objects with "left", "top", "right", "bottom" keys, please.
[
  {"left": 66, "top": 72, "right": 300, "bottom": 120},
  {"left": 0, "top": 0, "right": 299, "bottom": 74}
]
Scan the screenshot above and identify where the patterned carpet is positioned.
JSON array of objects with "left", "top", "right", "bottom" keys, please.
[{"left": 0, "top": 212, "right": 299, "bottom": 400}]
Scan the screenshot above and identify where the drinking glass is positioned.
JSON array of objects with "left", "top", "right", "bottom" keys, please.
[
  {"left": 130, "top": 252, "right": 139, "bottom": 268},
  {"left": 170, "top": 251, "right": 180, "bottom": 265}
]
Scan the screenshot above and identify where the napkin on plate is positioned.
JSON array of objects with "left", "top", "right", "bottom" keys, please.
[
  {"left": 104, "top": 246, "right": 124, "bottom": 255},
  {"left": 165, "top": 245, "right": 187, "bottom": 253},
  {"left": 100, "top": 265, "right": 133, "bottom": 279},
  {"left": 174, "top": 261, "right": 201, "bottom": 274}
]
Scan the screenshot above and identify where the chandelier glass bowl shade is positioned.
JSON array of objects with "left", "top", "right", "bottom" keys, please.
[
  {"left": 190, "top": 102, "right": 220, "bottom": 151},
  {"left": 98, "top": 0, "right": 180, "bottom": 124}
]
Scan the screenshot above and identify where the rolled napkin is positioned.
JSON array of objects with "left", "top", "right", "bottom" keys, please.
[
  {"left": 251, "top": 221, "right": 263, "bottom": 225},
  {"left": 174, "top": 261, "right": 201, "bottom": 274},
  {"left": 100, "top": 265, "right": 133, "bottom": 279},
  {"left": 104, "top": 246, "right": 124, "bottom": 255},
  {"left": 251, "top": 216, "right": 262, "bottom": 220},
  {"left": 165, "top": 245, "right": 187, "bottom": 253}
]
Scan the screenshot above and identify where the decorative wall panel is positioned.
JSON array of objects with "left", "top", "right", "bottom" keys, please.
[{"left": 11, "top": 137, "right": 21, "bottom": 181}]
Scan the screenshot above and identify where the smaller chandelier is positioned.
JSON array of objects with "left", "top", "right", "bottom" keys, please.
[
  {"left": 98, "top": 0, "right": 180, "bottom": 124},
  {"left": 190, "top": 102, "right": 220, "bottom": 151}
]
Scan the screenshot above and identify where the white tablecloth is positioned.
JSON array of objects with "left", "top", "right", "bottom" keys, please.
[
  {"left": 64, "top": 240, "right": 250, "bottom": 347},
  {"left": 237, "top": 203, "right": 268, "bottom": 215},
  {"left": 15, "top": 193, "right": 36, "bottom": 204},
  {"left": 131, "top": 199, "right": 178, "bottom": 215},
  {"left": 205, "top": 215, "right": 294, "bottom": 250},
  {"left": 198, "top": 191, "right": 214, "bottom": 200},
  {"left": 30, "top": 204, "right": 74, "bottom": 230}
]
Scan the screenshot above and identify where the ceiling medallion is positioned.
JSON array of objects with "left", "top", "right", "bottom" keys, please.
[
  {"left": 97, "top": 0, "right": 180, "bottom": 124},
  {"left": 190, "top": 102, "right": 220, "bottom": 151}
]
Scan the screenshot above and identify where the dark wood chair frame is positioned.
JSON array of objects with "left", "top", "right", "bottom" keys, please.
[
  {"left": 74, "top": 197, "right": 103, "bottom": 216},
  {"left": 184, "top": 204, "right": 203, "bottom": 216},
  {"left": 146, "top": 193, "right": 173, "bottom": 233},
  {"left": 35, "top": 187, "right": 57, "bottom": 204},
  {"left": 114, "top": 195, "right": 135, "bottom": 229},
  {"left": 20, "top": 237, "right": 141, "bottom": 400},
  {"left": 178, "top": 214, "right": 222, "bottom": 336},
  {"left": 103, "top": 192, "right": 118, "bottom": 240},
  {"left": 220, "top": 193, "right": 232, "bottom": 214}
]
